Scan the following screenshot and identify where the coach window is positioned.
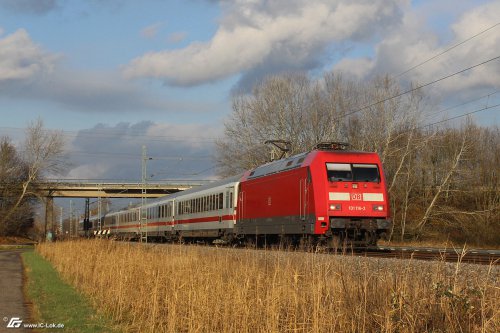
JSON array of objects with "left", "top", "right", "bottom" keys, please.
[{"left": 219, "top": 193, "right": 223, "bottom": 209}]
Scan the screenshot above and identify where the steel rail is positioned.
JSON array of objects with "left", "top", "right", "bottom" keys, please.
[{"left": 350, "top": 246, "right": 500, "bottom": 265}]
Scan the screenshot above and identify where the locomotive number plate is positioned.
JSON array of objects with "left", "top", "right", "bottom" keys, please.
[
  {"left": 348, "top": 206, "right": 366, "bottom": 211},
  {"left": 351, "top": 193, "right": 362, "bottom": 201}
]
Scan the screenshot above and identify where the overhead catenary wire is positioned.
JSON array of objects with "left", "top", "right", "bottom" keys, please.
[
  {"left": 15, "top": 149, "right": 213, "bottom": 160},
  {"left": 419, "top": 103, "right": 500, "bottom": 130},
  {"left": 423, "top": 89, "right": 500, "bottom": 122},
  {"left": 342, "top": 55, "right": 500, "bottom": 120},
  {"left": 0, "top": 126, "right": 219, "bottom": 143},
  {"left": 396, "top": 21, "right": 500, "bottom": 78}
]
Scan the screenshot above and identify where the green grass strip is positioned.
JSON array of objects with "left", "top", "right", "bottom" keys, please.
[{"left": 22, "top": 250, "right": 118, "bottom": 333}]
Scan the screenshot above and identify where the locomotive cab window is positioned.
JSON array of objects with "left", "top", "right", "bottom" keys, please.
[
  {"left": 352, "top": 164, "right": 379, "bottom": 182},
  {"left": 326, "top": 163, "right": 352, "bottom": 181},
  {"left": 326, "top": 163, "right": 380, "bottom": 183}
]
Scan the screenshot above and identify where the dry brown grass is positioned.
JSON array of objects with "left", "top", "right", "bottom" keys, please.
[{"left": 37, "top": 240, "right": 499, "bottom": 333}]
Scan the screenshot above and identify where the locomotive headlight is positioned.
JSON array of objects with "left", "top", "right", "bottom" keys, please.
[
  {"left": 372, "top": 204, "right": 384, "bottom": 211},
  {"left": 329, "top": 204, "right": 342, "bottom": 211}
]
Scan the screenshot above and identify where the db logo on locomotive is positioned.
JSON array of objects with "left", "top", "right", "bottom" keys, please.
[{"left": 351, "top": 193, "right": 362, "bottom": 201}]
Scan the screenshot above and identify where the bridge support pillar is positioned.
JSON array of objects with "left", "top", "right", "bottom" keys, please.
[{"left": 44, "top": 196, "right": 54, "bottom": 241}]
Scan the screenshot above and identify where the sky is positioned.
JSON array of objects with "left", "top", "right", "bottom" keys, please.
[{"left": 0, "top": 0, "right": 499, "bottom": 214}]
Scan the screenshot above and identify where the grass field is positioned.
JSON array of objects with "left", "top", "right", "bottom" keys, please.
[
  {"left": 37, "top": 240, "right": 499, "bottom": 332},
  {"left": 22, "top": 250, "right": 119, "bottom": 332}
]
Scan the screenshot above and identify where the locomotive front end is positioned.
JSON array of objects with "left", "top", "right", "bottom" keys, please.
[{"left": 310, "top": 145, "right": 391, "bottom": 247}]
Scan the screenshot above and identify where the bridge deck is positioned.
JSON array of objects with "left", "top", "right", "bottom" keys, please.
[{"left": 33, "top": 181, "right": 207, "bottom": 198}]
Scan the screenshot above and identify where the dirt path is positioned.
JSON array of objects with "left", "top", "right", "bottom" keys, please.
[{"left": 0, "top": 250, "right": 30, "bottom": 333}]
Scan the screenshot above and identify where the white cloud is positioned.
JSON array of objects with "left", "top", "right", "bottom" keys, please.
[
  {"left": 0, "top": 29, "right": 59, "bottom": 81},
  {"left": 168, "top": 31, "right": 188, "bottom": 43},
  {"left": 0, "top": 29, "right": 214, "bottom": 114},
  {"left": 140, "top": 22, "right": 165, "bottom": 39},
  {"left": 123, "top": 0, "right": 405, "bottom": 86},
  {"left": 334, "top": 1, "right": 500, "bottom": 100}
]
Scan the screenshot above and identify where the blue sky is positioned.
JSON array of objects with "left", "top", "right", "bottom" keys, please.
[{"left": 1, "top": 0, "right": 499, "bottom": 190}]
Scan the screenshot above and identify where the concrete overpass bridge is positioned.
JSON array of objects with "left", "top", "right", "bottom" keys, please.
[
  {"left": 35, "top": 180, "right": 207, "bottom": 198},
  {"left": 27, "top": 180, "right": 209, "bottom": 239}
]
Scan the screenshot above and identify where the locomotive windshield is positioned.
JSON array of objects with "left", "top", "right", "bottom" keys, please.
[{"left": 326, "top": 163, "right": 380, "bottom": 182}]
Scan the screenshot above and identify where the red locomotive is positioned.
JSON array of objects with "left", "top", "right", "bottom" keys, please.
[{"left": 82, "top": 142, "right": 391, "bottom": 247}]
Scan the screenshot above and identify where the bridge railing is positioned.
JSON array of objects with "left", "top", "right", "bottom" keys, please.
[{"left": 40, "top": 179, "right": 214, "bottom": 187}]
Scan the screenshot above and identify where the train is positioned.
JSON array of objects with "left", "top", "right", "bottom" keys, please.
[{"left": 79, "top": 142, "right": 391, "bottom": 247}]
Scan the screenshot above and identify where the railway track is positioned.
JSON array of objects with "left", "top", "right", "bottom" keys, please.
[
  {"left": 135, "top": 239, "right": 500, "bottom": 265},
  {"left": 353, "top": 246, "right": 500, "bottom": 265}
]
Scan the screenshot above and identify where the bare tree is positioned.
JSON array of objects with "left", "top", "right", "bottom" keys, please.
[
  {"left": 216, "top": 72, "right": 361, "bottom": 176},
  {"left": 216, "top": 73, "right": 311, "bottom": 176},
  {"left": 414, "top": 122, "right": 474, "bottom": 233},
  {"left": 0, "top": 137, "right": 31, "bottom": 235},
  {"left": 0, "top": 119, "right": 65, "bottom": 236}
]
